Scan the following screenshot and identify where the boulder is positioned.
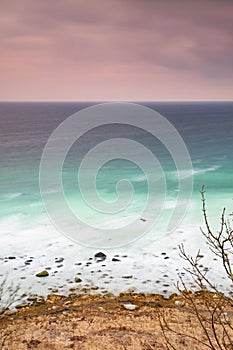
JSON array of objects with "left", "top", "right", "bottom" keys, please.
[
  {"left": 94, "top": 252, "right": 107, "bottom": 262},
  {"left": 74, "top": 277, "right": 82, "bottom": 283},
  {"left": 112, "top": 258, "right": 121, "bottom": 262},
  {"left": 36, "top": 270, "right": 49, "bottom": 277}
]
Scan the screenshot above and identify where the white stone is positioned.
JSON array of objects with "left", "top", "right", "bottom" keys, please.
[{"left": 123, "top": 303, "right": 137, "bottom": 310}]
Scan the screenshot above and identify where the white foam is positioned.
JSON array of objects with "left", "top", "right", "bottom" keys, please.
[
  {"left": 0, "top": 192, "right": 24, "bottom": 201},
  {"left": 168, "top": 164, "right": 221, "bottom": 180}
]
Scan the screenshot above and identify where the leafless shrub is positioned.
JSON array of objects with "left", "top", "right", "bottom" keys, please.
[{"left": 159, "top": 185, "right": 233, "bottom": 349}]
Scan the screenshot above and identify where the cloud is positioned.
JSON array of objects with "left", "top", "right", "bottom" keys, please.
[{"left": 0, "top": 0, "right": 232, "bottom": 100}]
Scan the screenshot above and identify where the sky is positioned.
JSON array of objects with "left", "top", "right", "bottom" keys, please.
[{"left": 0, "top": 0, "right": 232, "bottom": 101}]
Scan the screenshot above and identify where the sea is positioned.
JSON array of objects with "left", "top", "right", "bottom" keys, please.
[{"left": 0, "top": 101, "right": 232, "bottom": 305}]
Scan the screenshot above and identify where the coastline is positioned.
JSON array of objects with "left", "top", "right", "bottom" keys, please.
[{"left": 1, "top": 222, "right": 231, "bottom": 308}]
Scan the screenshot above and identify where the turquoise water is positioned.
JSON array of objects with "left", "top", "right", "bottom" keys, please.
[{"left": 0, "top": 102, "right": 232, "bottom": 239}]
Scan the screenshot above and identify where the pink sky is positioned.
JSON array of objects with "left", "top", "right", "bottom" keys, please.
[{"left": 0, "top": 0, "right": 232, "bottom": 101}]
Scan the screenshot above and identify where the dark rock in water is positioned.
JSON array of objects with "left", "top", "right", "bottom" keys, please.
[
  {"left": 36, "top": 270, "right": 49, "bottom": 277},
  {"left": 112, "top": 258, "right": 121, "bottom": 262},
  {"left": 74, "top": 277, "right": 82, "bottom": 283},
  {"left": 94, "top": 252, "right": 107, "bottom": 262},
  {"left": 95, "top": 252, "right": 106, "bottom": 259}
]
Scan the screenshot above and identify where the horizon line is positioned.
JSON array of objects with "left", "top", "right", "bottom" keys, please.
[{"left": 0, "top": 100, "right": 232, "bottom": 103}]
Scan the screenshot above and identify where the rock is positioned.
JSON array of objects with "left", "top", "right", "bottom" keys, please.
[
  {"left": 27, "top": 295, "right": 38, "bottom": 302},
  {"left": 15, "top": 303, "right": 28, "bottom": 309},
  {"left": 36, "top": 270, "right": 49, "bottom": 277},
  {"left": 74, "top": 277, "right": 82, "bottom": 283},
  {"left": 123, "top": 303, "right": 137, "bottom": 311},
  {"left": 94, "top": 252, "right": 107, "bottom": 262},
  {"left": 103, "top": 292, "right": 115, "bottom": 299},
  {"left": 174, "top": 300, "right": 185, "bottom": 307},
  {"left": 35, "top": 297, "right": 45, "bottom": 305},
  {"left": 91, "top": 286, "right": 99, "bottom": 290},
  {"left": 4, "top": 310, "right": 15, "bottom": 316},
  {"left": 112, "top": 258, "right": 121, "bottom": 262}
]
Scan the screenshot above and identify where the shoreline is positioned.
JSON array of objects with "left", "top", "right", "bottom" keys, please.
[{"left": 1, "top": 226, "right": 231, "bottom": 308}]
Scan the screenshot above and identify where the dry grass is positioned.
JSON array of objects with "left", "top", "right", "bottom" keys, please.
[{"left": 1, "top": 292, "right": 233, "bottom": 350}]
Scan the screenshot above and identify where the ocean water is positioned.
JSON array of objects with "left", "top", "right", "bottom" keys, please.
[{"left": 0, "top": 101, "right": 232, "bottom": 302}]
